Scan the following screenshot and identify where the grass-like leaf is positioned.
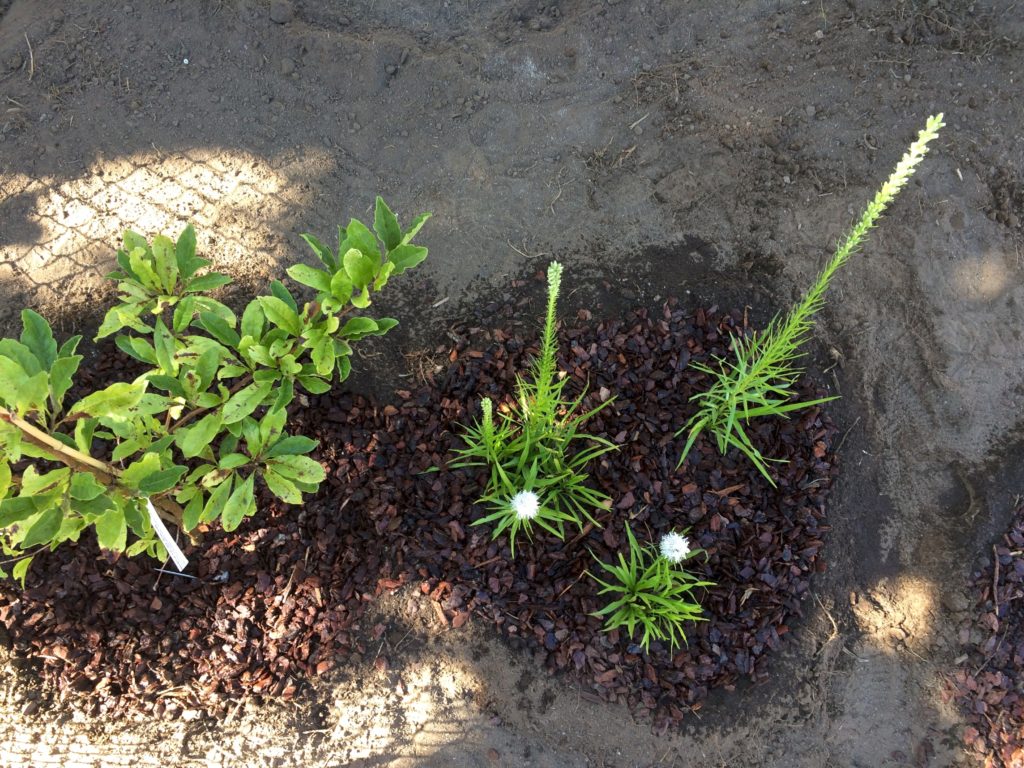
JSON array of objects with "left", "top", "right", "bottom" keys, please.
[{"left": 678, "top": 114, "right": 945, "bottom": 485}]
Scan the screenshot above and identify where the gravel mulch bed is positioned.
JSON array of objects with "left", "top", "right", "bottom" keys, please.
[
  {"left": 952, "top": 503, "right": 1024, "bottom": 768},
  {"left": 0, "top": 292, "right": 838, "bottom": 729}
]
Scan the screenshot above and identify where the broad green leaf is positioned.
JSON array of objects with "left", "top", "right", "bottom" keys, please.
[
  {"left": 0, "top": 497, "right": 42, "bottom": 527},
  {"left": 330, "top": 269, "right": 353, "bottom": 304},
  {"left": 269, "top": 281, "right": 298, "bottom": 313},
  {"left": 147, "top": 374, "right": 185, "bottom": 397},
  {"left": 257, "top": 297, "right": 302, "bottom": 336},
  {"left": 266, "top": 435, "right": 318, "bottom": 458},
  {"left": 16, "top": 371, "right": 49, "bottom": 415},
  {"left": 69, "top": 472, "right": 106, "bottom": 501},
  {"left": 55, "top": 515, "right": 87, "bottom": 544},
  {"left": 373, "top": 260, "right": 395, "bottom": 291},
  {"left": 0, "top": 339, "right": 41, "bottom": 375},
  {"left": 11, "top": 556, "right": 32, "bottom": 586},
  {"left": 374, "top": 318, "right": 399, "bottom": 335},
  {"left": 123, "top": 230, "right": 148, "bottom": 253},
  {"left": 219, "top": 453, "right": 250, "bottom": 470},
  {"left": 336, "top": 354, "right": 352, "bottom": 381},
  {"left": 263, "top": 468, "right": 302, "bottom": 504},
  {"left": 0, "top": 356, "right": 29, "bottom": 402},
  {"left": 58, "top": 335, "right": 82, "bottom": 359},
  {"left": 20, "top": 309, "right": 57, "bottom": 368},
  {"left": 287, "top": 263, "right": 332, "bottom": 293},
  {"left": 267, "top": 455, "right": 326, "bottom": 485},
  {"left": 120, "top": 452, "right": 162, "bottom": 489},
  {"left": 151, "top": 235, "right": 179, "bottom": 293},
  {"left": 401, "top": 212, "right": 431, "bottom": 244},
  {"left": 0, "top": 461, "right": 10, "bottom": 497},
  {"left": 201, "top": 474, "right": 233, "bottom": 522},
  {"left": 70, "top": 381, "right": 147, "bottom": 419},
  {"left": 153, "top": 318, "right": 177, "bottom": 374},
  {"left": 21, "top": 506, "right": 63, "bottom": 548},
  {"left": 240, "top": 301, "right": 264, "bottom": 340},
  {"left": 188, "top": 273, "right": 232, "bottom": 292},
  {"left": 194, "top": 297, "right": 236, "bottom": 327},
  {"left": 222, "top": 380, "right": 273, "bottom": 424},
  {"left": 387, "top": 244, "right": 428, "bottom": 275},
  {"left": 175, "top": 224, "right": 198, "bottom": 277},
  {"left": 198, "top": 311, "right": 241, "bottom": 348},
  {"left": 111, "top": 438, "right": 143, "bottom": 462},
  {"left": 340, "top": 317, "right": 379, "bottom": 339},
  {"left": 221, "top": 473, "right": 255, "bottom": 532},
  {"left": 342, "top": 248, "right": 376, "bottom": 289},
  {"left": 311, "top": 337, "right": 335, "bottom": 377},
  {"left": 21, "top": 467, "right": 70, "bottom": 496},
  {"left": 116, "top": 335, "right": 156, "bottom": 364},
  {"left": 271, "top": 378, "right": 294, "bottom": 413},
  {"left": 172, "top": 295, "right": 197, "bottom": 333},
  {"left": 123, "top": 497, "right": 146, "bottom": 534},
  {"left": 300, "top": 233, "right": 338, "bottom": 270},
  {"left": 128, "top": 246, "right": 161, "bottom": 292},
  {"left": 193, "top": 346, "right": 222, "bottom": 391},
  {"left": 176, "top": 412, "right": 223, "bottom": 458},
  {"left": 343, "top": 218, "right": 381, "bottom": 261},
  {"left": 95, "top": 508, "right": 128, "bottom": 551},
  {"left": 74, "top": 418, "right": 97, "bottom": 454},
  {"left": 350, "top": 285, "right": 371, "bottom": 310},
  {"left": 95, "top": 303, "right": 150, "bottom": 340},
  {"left": 138, "top": 465, "right": 188, "bottom": 495},
  {"left": 297, "top": 375, "right": 331, "bottom": 394},
  {"left": 374, "top": 197, "right": 402, "bottom": 251},
  {"left": 181, "top": 493, "right": 204, "bottom": 532}
]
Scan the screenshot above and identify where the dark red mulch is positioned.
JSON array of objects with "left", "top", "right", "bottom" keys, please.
[
  {"left": 951, "top": 504, "right": 1024, "bottom": 768},
  {"left": 0, "top": 293, "right": 838, "bottom": 729}
]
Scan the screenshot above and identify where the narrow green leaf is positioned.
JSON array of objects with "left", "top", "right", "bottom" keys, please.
[
  {"left": 188, "top": 273, "right": 232, "bottom": 292},
  {"left": 300, "top": 233, "right": 338, "bottom": 270},
  {"left": 266, "top": 435, "right": 318, "bottom": 458},
  {"left": 182, "top": 493, "right": 204, "bottom": 532},
  {"left": 222, "top": 381, "right": 273, "bottom": 424},
  {"left": 201, "top": 474, "right": 233, "bottom": 523},
  {"left": 374, "top": 197, "right": 402, "bottom": 251},
  {"left": 269, "top": 281, "right": 299, "bottom": 313},
  {"left": 151, "top": 235, "right": 179, "bottom": 293},
  {"left": 175, "top": 223, "right": 198, "bottom": 276},
  {"left": 401, "top": 212, "right": 431, "bottom": 244},
  {"left": 340, "top": 317, "right": 378, "bottom": 339},
  {"left": 311, "top": 336, "right": 335, "bottom": 377},
  {"left": 153, "top": 317, "right": 177, "bottom": 374},
  {"left": 344, "top": 218, "right": 381, "bottom": 260},
  {"left": 221, "top": 473, "right": 255, "bottom": 532},
  {"left": 11, "top": 556, "right": 32, "bottom": 586},
  {"left": 240, "top": 301, "right": 265, "bottom": 340},
  {"left": 297, "top": 375, "right": 331, "bottom": 394},
  {"left": 198, "top": 311, "right": 241, "bottom": 348}
]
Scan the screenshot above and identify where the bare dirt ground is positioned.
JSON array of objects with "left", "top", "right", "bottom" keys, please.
[{"left": 0, "top": 0, "right": 1022, "bottom": 766}]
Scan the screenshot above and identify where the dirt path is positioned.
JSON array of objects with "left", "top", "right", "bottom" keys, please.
[{"left": 1, "top": 1, "right": 1022, "bottom": 766}]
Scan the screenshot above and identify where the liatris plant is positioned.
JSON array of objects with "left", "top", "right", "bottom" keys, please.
[
  {"left": 453, "top": 262, "right": 616, "bottom": 555},
  {"left": 590, "top": 525, "right": 711, "bottom": 652},
  {"left": 678, "top": 114, "right": 945, "bottom": 485}
]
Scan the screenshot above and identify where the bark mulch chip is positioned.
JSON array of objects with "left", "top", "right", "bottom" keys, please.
[
  {"left": 0, "top": 297, "right": 838, "bottom": 729},
  {"left": 951, "top": 503, "right": 1024, "bottom": 768}
]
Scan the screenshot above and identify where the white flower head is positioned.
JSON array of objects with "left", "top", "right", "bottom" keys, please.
[
  {"left": 510, "top": 490, "right": 540, "bottom": 521},
  {"left": 659, "top": 531, "right": 692, "bottom": 564}
]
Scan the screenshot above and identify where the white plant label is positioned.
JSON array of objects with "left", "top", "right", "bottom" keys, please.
[{"left": 146, "top": 498, "right": 189, "bottom": 571}]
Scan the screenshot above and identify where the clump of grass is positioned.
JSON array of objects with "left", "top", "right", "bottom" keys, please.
[
  {"left": 454, "top": 262, "right": 617, "bottom": 555},
  {"left": 678, "top": 113, "right": 945, "bottom": 485},
  {"left": 589, "top": 525, "right": 711, "bottom": 653}
]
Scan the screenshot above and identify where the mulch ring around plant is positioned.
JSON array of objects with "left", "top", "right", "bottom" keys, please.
[
  {"left": 0, "top": 289, "right": 838, "bottom": 730},
  {"left": 951, "top": 503, "right": 1024, "bottom": 768}
]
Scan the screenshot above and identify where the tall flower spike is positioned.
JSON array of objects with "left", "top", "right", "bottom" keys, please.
[{"left": 510, "top": 490, "right": 540, "bottom": 520}]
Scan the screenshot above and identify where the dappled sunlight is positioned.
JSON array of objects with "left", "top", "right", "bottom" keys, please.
[
  {"left": 0, "top": 147, "right": 324, "bottom": 316},
  {"left": 851, "top": 574, "right": 937, "bottom": 656},
  {"left": 952, "top": 248, "right": 1018, "bottom": 303}
]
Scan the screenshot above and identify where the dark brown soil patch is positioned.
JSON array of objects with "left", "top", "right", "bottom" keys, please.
[
  {"left": 0, "top": 287, "right": 837, "bottom": 730},
  {"left": 951, "top": 502, "right": 1024, "bottom": 768}
]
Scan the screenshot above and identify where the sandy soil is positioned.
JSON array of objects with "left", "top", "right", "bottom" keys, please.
[{"left": 0, "top": 0, "right": 1023, "bottom": 766}]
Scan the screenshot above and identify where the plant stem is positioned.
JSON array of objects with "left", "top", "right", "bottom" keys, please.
[{"left": 0, "top": 406, "right": 184, "bottom": 527}]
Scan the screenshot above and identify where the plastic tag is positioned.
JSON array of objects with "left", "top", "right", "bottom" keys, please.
[{"left": 146, "top": 498, "right": 189, "bottom": 571}]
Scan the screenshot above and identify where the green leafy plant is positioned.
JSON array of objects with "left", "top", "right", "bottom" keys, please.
[
  {"left": 590, "top": 526, "right": 711, "bottom": 652},
  {"left": 453, "top": 262, "right": 616, "bottom": 555},
  {"left": 678, "top": 114, "right": 945, "bottom": 484},
  {"left": 0, "top": 197, "right": 429, "bottom": 583}
]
